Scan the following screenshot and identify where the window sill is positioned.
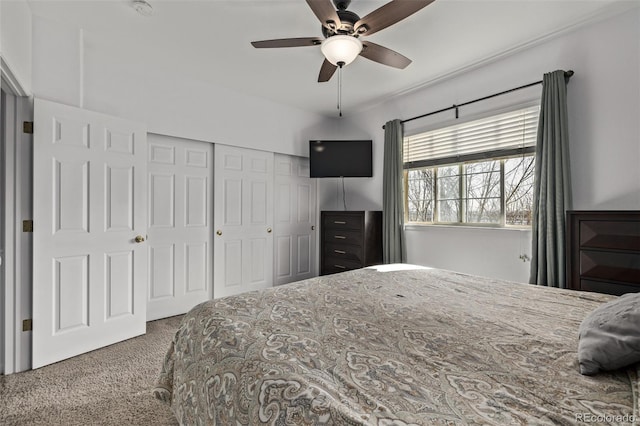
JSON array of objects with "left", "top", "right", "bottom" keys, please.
[{"left": 404, "top": 223, "right": 531, "bottom": 232}]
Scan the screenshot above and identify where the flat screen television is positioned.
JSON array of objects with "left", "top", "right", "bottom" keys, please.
[{"left": 309, "top": 140, "right": 373, "bottom": 178}]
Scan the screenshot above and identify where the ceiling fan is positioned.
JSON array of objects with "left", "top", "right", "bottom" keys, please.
[{"left": 251, "top": 0, "right": 435, "bottom": 82}]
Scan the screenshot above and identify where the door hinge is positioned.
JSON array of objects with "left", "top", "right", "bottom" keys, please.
[
  {"left": 23, "top": 319, "right": 33, "bottom": 332},
  {"left": 23, "top": 220, "right": 33, "bottom": 232},
  {"left": 23, "top": 121, "right": 34, "bottom": 134}
]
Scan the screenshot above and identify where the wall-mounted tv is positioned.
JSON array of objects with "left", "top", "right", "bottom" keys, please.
[{"left": 309, "top": 140, "right": 373, "bottom": 178}]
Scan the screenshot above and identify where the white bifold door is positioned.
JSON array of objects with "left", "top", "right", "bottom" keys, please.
[
  {"left": 32, "top": 99, "right": 147, "bottom": 368},
  {"left": 213, "top": 144, "right": 274, "bottom": 298},
  {"left": 146, "top": 135, "right": 213, "bottom": 320},
  {"left": 273, "top": 154, "right": 316, "bottom": 285}
]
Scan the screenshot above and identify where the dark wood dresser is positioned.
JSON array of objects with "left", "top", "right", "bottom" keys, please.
[
  {"left": 566, "top": 210, "right": 640, "bottom": 295},
  {"left": 320, "top": 211, "right": 383, "bottom": 275}
]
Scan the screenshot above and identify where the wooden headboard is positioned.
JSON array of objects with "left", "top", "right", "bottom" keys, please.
[{"left": 566, "top": 210, "right": 640, "bottom": 295}]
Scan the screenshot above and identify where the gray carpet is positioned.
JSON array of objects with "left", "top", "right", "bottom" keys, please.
[{"left": 0, "top": 316, "right": 182, "bottom": 426}]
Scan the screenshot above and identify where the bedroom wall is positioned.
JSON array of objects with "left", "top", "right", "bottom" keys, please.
[
  {"left": 0, "top": 0, "right": 33, "bottom": 94},
  {"left": 320, "top": 6, "right": 640, "bottom": 283},
  {"left": 28, "top": 14, "right": 339, "bottom": 158}
]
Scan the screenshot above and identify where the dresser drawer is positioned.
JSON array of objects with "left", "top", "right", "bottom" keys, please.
[
  {"left": 324, "top": 242, "right": 363, "bottom": 263},
  {"left": 323, "top": 229, "right": 363, "bottom": 246},
  {"left": 322, "top": 214, "right": 363, "bottom": 231},
  {"left": 580, "top": 279, "right": 640, "bottom": 296},
  {"left": 322, "top": 257, "right": 363, "bottom": 274}
]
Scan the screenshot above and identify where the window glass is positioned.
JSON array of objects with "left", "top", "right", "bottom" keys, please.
[
  {"left": 437, "top": 165, "right": 460, "bottom": 222},
  {"left": 406, "top": 169, "right": 434, "bottom": 222},
  {"left": 405, "top": 155, "right": 534, "bottom": 226},
  {"left": 504, "top": 156, "right": 535, "bottom": 226},
  {"left": 465, "top": 160, "right": 501, "bottom": 224}
]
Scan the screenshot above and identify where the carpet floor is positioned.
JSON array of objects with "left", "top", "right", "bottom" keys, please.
[{"left": 0, "top": 315, "right": 182, "bottom": 426}]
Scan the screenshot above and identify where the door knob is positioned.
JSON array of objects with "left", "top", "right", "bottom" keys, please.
[
  {"left": 311, "top": 225, "right": 315, "bottom": 231},
  {"left": 216, "top": 230, "right": 222, "bottom": 236},
  {"left": 267, "top": 227, "right": 272, "bottom": 233},
  {"left": 134, "top": 235, "right": 145, "bottom": 243}
]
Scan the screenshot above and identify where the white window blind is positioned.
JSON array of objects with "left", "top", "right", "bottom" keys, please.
[{"left": 403, "top": 105, "right": 540, "bottom": 168}]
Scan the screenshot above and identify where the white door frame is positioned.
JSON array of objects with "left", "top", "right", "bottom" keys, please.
[{"left": 1, "top": 57, "right": 33, "bottom": 374}]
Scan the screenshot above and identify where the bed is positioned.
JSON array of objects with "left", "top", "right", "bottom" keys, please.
[{"left": 154, "top": 265, "right": 639, "bottom": 425}]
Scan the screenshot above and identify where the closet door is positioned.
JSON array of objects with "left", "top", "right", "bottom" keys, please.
[
  {"left": 147, "top": 135, "right": 213, "bottom": 320},
  {"left": 213, "top": 145, "right": 273, "bottom": 298},
  {"left": 273, "top": 154, "right": 317, "bottom": 285}
]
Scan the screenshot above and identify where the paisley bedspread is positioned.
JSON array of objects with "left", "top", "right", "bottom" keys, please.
[{"left": 154, "top": 266, "right": 639, "bottom": 425}]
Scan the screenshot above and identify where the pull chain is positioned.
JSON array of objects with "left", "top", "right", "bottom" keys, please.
[{"left": 337, "top": 62, "right": 344, "bottom": 117}]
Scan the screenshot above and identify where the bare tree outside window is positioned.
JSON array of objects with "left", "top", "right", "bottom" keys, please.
[
  {"left": 405, "top": 155, "right": 535, "bottom": 226},
  {"left": 465, "top": 160, "right": 500, "bottom": 223},
  {"left": 406, "top": 169, "right": 434, "bottom": 222},
  {"left": 437, "top": 165, "right": 460, "bottom": 222},
  {"left": 505, "top": 156, "right": 535, "bottom": 225}
]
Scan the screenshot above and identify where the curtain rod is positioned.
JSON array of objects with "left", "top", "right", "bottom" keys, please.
[{"left": 382, "top": 70, "right": 574, "bottom": 129}]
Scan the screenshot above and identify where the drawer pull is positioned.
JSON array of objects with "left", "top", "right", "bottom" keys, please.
[
  {"left": 334, "top": 249, "right": 346, "bottom": 254},
  {"left": 334, "top": 235, "right": 346, "bottom": 239},
  {"left": 334, "top": 220, "right": 347, "bottom": 225},
  {"left": 334, "top": 264, "right": 347, "bottom": 269}
]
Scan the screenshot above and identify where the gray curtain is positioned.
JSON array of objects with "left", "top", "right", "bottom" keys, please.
[
  {"left": 383, "top": 119, "right": 406, "bottom": 263},
  {"left": 530, "top": 70, "right": 572, "bottom": 287}
]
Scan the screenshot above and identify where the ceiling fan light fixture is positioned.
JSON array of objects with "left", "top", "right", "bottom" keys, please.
[{"left": 321, "top": 35, "right": 362, "bottom": 66}]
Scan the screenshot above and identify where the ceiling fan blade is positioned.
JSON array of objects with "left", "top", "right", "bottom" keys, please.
[
  {"left": 360, "top": 41, "right": 411, "bottom": 69},
  {"left": 318, "top": 59, "right": 337, "bottom": 82},
  {"left": 354, "top": 0, "right": 435, "bottom": 37},
  {"left": 251, "top": 37, "right": 323, "bottom": 48},
  {"left": 306, "top": 0, "right": 342, "bottom": 31}
]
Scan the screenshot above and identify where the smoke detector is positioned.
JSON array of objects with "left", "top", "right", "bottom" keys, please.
[{"left": 132, "top": 0, "right": 153, "bottom": 17}]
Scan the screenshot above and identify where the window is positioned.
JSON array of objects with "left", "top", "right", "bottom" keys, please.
[{"left": 404, "top": 105, "right": 538, "bottom": 226}]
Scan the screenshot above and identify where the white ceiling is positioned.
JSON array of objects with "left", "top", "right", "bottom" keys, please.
[{"left": 26, "top": 0, "right": 629, "bottom": 117}]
